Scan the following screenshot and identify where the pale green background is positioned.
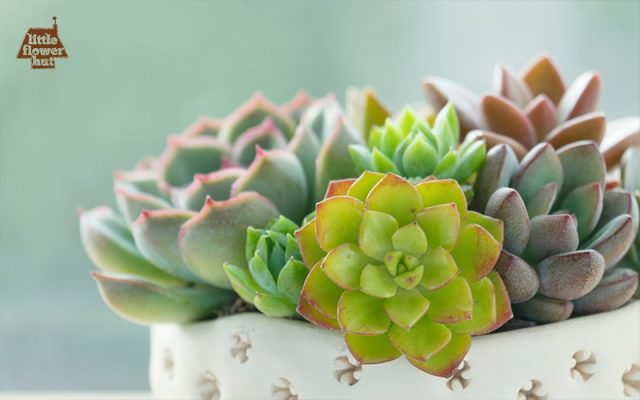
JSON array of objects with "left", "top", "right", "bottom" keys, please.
[{"left": 0, "top": 0, "right": 638, "bottom": 391}]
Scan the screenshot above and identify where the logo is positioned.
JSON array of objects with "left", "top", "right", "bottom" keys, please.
[{"left": 17, "top": 16, "right": 68, "bottom": 69}]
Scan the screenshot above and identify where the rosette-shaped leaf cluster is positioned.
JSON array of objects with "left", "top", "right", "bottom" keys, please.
[
  {"left": 473, "top": 140, "right": 639, "bottom": 324},
  {"left": 614, "top": 147, "right": 640, "bottom": 298},
  {"left": 223, "top": 216, "right": 309, "bottom": 317},
  {"left": 295, "top": 172, "right": 512, "bottom": 377},
  {"left": 423, "top": 55, "right": 640, "bottom": 168},
  {"left": 348, "top": 104, "right": 486, "bottom": 185},
  {"left": 79, "top": 93, "right": 363, "bottom": 324}
]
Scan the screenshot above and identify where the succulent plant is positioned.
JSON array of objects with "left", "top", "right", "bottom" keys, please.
[
  {"left": 348, "top": 104, "right": 486, "bottom": 185},
  {"left": 423, "top": 55, "right": 640, "bottom": 168},
  {"left": 473, "top": 140, "right": 639, "bottom": 324},
  {"left": 345, "top": 87, "right": 391, "bottom": 142},
  {"left": 223, "top": 216, "right": 309, "bottom": 317},
  {"left": 295, "top": 172, "right": 512, "bottom": 377},
  {"left": 80, "top": 93, "right": 363, "bottom": 324}
]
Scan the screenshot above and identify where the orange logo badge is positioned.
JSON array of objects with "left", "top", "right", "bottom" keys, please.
[{"left": 17, "top": 16, "right": 68, "bottom": 69}]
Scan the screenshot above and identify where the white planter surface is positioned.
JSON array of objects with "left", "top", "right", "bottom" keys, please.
[{"left": 150, "top": 301, "right": 640, "bottom": 400}]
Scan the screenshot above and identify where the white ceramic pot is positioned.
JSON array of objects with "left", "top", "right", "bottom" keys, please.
[{"left": 150, "top": 301, "right": 640, "bottom": 400}]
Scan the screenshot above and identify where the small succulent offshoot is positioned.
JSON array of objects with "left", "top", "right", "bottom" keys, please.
[
  {"left": 473, "top": 140, "right": 639, "bottom": 324},
  {"left": 423, "top": 55, "right": 640, "bottom": 168},
  {"left": 295, "top": 172, "right": 512, "bottom": 377}
]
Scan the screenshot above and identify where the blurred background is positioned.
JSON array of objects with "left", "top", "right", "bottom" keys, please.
[{"left": 0, "top": 0, "right": 638, "bottom": 391}]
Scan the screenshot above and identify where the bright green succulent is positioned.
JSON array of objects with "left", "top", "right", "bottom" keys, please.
[
  {"left": 295, "top": 172, "right": 512, "bottom": 377},
  {"left": 473, "top": 140, "right": 639, "bottom": 324},
  {"left": 348, "top": 104, "right": 486, "bottom": 185},
  {"left": 79, "top": 93, "right": 363, "bottom": 324},
  {"left": 223, "top": 216, "right": 309, "bottom": 317}
]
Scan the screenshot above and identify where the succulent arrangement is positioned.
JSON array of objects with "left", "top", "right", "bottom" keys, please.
[
  {"left": 423, "top": 55, "right": 640, "bottom": 168},
  {"left": 79, "top": 56, "right": 640, "bottom": 378}
]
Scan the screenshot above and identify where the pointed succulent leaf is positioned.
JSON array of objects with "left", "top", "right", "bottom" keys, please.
[
  {"left": 513, "top": 295, "right": 574, "bottom": 323},
  {"left": 557, "top": 72, "right": 600, "bottom": 123},
  {"left": 433, "top": 150, "right": 458, "bottom": 179},
  {"left": 420, "top": 248, "right": 459, "bottom": 290},
  {"left": 345, "top": 333, "right": 401, "bottom": 364},
  {"left": 338, "top": 291, "right": 390, "bottom": 335},
  {"left": 160, "top": 136, "right": 231, "bottom": 187},
  {"left": 388, "top": 317, "right": 452, "bottom": 362},
  {"left": 300, "top": 264, "right": 343, "bottom": 320},
  {"left": 401, "top": 135, "right": 439, "bottom": 178},
  {"left": 464, "top": 211, "right": 504, "bottom": 245},
  {"left": 360, "top": 263, "right": 397, "bottom": 298},
  {"left": 280, "top": 91, "right": 312, "bottom": 122},
  {"left": 451, "top": 224, "right": 501, "bottom": 282},
  {"left": 583, "top": 215, "right": 635, "bottom": 270},
  {"left": 422, "top": 76, "right": 485, "bottom": 135},
  {"left": 494, "top": 251, "right": 539, "bottom": 304},
  {"left": 92, "top": 272, "right": 235, "bottom": 325},
  {"left": 525, "top": 214, "right": 579, "bottom": 262},
  {"left": 511, "top": 143, "right": 563, "bottom": 204},
  {"left": 347, "top": 171, "right": 385, "bottom": 202},
  {"left": 485, "top": 188, "right": 530, "bottom": 255},
  {"left": 345, "top": 87, "right": 391, "bottom": 141},
  {"left": 453, "top": 139, "right": 486, "bottom": 182},
  {"left": 482, "top": 95, "right": 536, "bottom": 149},
  {"left": 180, "top": 117, "right": 222, "bottom": 138},
  {"left": 174, "top": 168, "right": 245, "bottom": 211},
  {"left": 79, "top": 207, "right": 183, "bottom": 286},
  {"left": 254, "top": 293, "right": 296, "bottom": 318},
  {"left": 315, "top": 196, "right": 364, "bottom": 252},
  {"left": 322, "top": 243, "right": 371, "bottom": 290},
  {"left": 432, "top": 103, "right": 460, "bottom": 153},
  {"left": 288, "top": 120, "right": 321, "bottom": 201},
  {"left": 231, "top": 118, "right": 288, "bottom": 165},
  {"left": 115, "top": 189, "right": 171, "bottom": 226},
  {"left": 466, "top": 130, "right": 529, "bottom": 161},
  {"left": 524, "top": 95, "right": 558, "bottom": 141},
  {"left": 601, "top": 117, "right": 640, "bottom": 169},
  {"left": 391, "top": 223, "right": 428, "bottom": 257},
  {"left": 359, "top": 209, "right": 398, "bottom": 261},
  {"left": 223, "top": 262, "right": 262, "bottom": 304},
  {"left": 493, "top": 65, "right": 533, "bottom": 107},
  {"left": 556, "top": 140, "right": 606, "bottom": 200},
  {"left": 295, "top": 219, "right": 326, "bottom": 268},
  {"left": 538, "top": 250, "right": 605, "bottom": 300},
  {"left": 597, "top": 190, "right": 639, "bottom": 232},
  {"left": 486, "top": 270, "right": 513, "bottom": 330},
  {"left": 521, "top": 56, "right": 566, "bottom": 105},
  {"left": 546, "top": 112, "right": 605, "bottom": 150},
  {"left": 473, "top": 144, "right": 519, "bottom": 212},
  {"left": 408, "top": 333, "right": 471, "bottom": 378},
  {"left": 415, "top": 204, "right": 460, "bottom": 251},
  {"left": 348, "top": 144, "right": 373, "bottom": 174},
  {"left": 371, "top": 148, "right": 401, "bottom": 174},
  {"left": 231, "top": 149, "right": 308, "bottom": 222},
  {"left": 383, "top": 289, "right": 431, "bottom": 330},
  {"left": 296, "top": 297, "right": 340, "bottom": 330},
  {"left": 416, "top": 179, "right": 468, "bottom": 219},
  {"left": 525, "top": 183, "right": 558, "bottom": 218},
  {"left": 178, "top": 193, "right": 279, "bottom": 289},
  {"left": 248, "top": 253, "right": 278, "bottom": 294},
  {"left": 448, "top": 277, "right": 496, "bottom": 335},
  {"left": 324, "top": 178, "right": 357, "bottom": 199},
  {"left": 423, "top": 277, "right": 472, "bottom": 323},
  {"left": 561, "top": 183, "right": 603, "bottom": 240},
  {"left": 114, "top": 169, "right": 166, "bottom": 200},
  {"left": 365, "top": 174, "right": 421, "bottom": 226},
  {"left": 573, "top": 268, "right": 638, "bottom": 315}
]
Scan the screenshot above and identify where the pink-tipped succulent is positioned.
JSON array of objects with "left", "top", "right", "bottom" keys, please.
[
  {"left": 295, "top": 172, "right": 511, "bottom": 377},
  {"left": 80, "top": 93, "right": 363, "bottom": 324},
  {"left": 423, "top": 55, "right": 640, "bottom": 168},
  {"left": 473, "top": 140, "right": 639, "bottom": 324}
]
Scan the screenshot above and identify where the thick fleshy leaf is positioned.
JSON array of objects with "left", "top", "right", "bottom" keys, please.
[
  {"left": 597, "top": 190, "right": 639, "bottom": 232},
  {"left": 180, "top": 117, "right": 222, "bottom": 138},
  {"left": 433, "top": 151, "right": 458, "bottom": 179},
  {"left": 315, "top": 196, "right": 364, "bottom": 252},
  {"left": 322, "top": 243, "right": 371, "bottom": 290},
  {"left": 383, "top": 289, "right": 431, "bottom": 330},
  {"left": 276, "top": 259, "right": 309, "bottom": 304},
  {"left": 448, "top": 277, "right": 496, "bottom": 335},
  {"left": 114, "top": 169, "right": 166, "bottom": 200},
  {"left": 422, "top": 77, "right": 485, "bottom": 135},
  {"left": 391, "top": 223, "right": 428, "bottom": 257},
  {"left": 513, "top": 295, "right": 574, "bottom": 323},
  {"left": 573, "top": 268, "right": 639, "bottom": 315},
  {"left": 296, "top": 297, "right": 340, "bottom": 330},
  {"left": 494, "top": 65, "right": 533, "bottom": 107},
  {"left": 288, "top": 121, "right": 321, "bottom": 203},
  {"left": 402, "top": 136, "right": 439, "bottom": 178},
  {"left": 174, "top": 168, "right": 245, "bottom": 211},
  {"left": 485, "top": 188, "right": 530, "bottom": 255},
  {"left": 525, "top": 183, "right": 558, "bottom": 218},
  {"left": 415, "top": 203, "right": 460, "bottom": 251},
  {"left": 494, "top": 251, "right": 539, "bottom": 304},
  {"left": 394, "top": 265, "right": 425, "bottom": 290},
  {"left": 416, "top": 179, "right": 468, "bottom": 219},
  {"left": 231, "top": 118, "right": 288, "bottom": 165},
  {"left": 525, "top": 214, "right": 579, "bottom": 262},
  {"left": 115, "top": 189, "right": 171, "bottom": 226},
  {"left": 622, "top": 148, "right": 640, "bottom": 192},
  {"left": 451, "top": 224, "right": 501, "bottom": 282},
  {"left": 465, "top": 211, "right": 504, "bottom": 245},
  {"left": 295, "top": 219, "right": 326, "bottom": 268},
  {"left": 601, "top": 117, "right": 640, "bottom": 169},
  {"left": 420, "top": 247, "right": 459, "bottom": 290},
  {"left": 521, "top": 56, "right": 566, "bottom": 105},
  {"left": 465, "top": 130, "right": 528, "bottom": 160},
  {"left": 254, "top": 293, "right": 296, "bottom": 318},
  {"left": 345, "top": 333, "right": 401, "bottom": 364},
  {"left": 360, "top": 263, "right": 398, "bottom": 299},
  {"left": 388, "top": 317, "right": 452, "bottom": 362},
  {"left": 408, "top": 334, "right": 471, "bottom": 378},
  {"left": 131, "top": 209, "right": 204, "bottom": 283},
  {"left": 159, "top": 136, "right": 230, "bottom": 187},
  {"left": 300, "top": 263, "right": 343, "bottom": 320},
  {"left": 546, "top": 112, "right": 605, "bottom": 149},
  {"left": 280, "top": 91, "right": 312, "bottom": 122},
  {"left": 486, "top": 271, "right": 513, "bottom": 331},
  {"left": 561, "top": 183, "right": 603, "bottom": 240},
  {"left": 557, "top": 140, "right": 606, "bottom": 200},
  {"left": 79, "top": 207, "right": 182, "bottom": 286},
  {"left": 231, "top": 149, "right": 308, "bottom": 222},
  {"left": 178, "top": 193, "right": 279, "bottom": 289},
  {"left": 453, "top": 138, "right": 486, "bottom": 182},
  {"left": 423, "top": 277, "right": 472, "bottom": 323},
  {"left": 583, "top": 215, "right": 635, "bottom": 270},
  {"left": 511, "top": 143, "right": 563, "bottom": 203},
  {"left": 92, "top": 272, "right": 235, "bottom": 325},
  {"left": 248, "top": 254, "right": 277, "bottom": 294},
  {"left": 557, "top": 72, "right": 601, "bottom": 123},
  {"left": 472, "top": 144, "right": 519, "bottom": 212},
  {"left": 338, "top": 291, "right": 390, "bottom": 335},
  {"left": 324, "top": 178, "right": 357, "bottom": 199},
  {"left": 222, "top": 262, "right": 262, "bottom": 304},
  {"left": 524, "top": 95, "right": 557, "bottom": 141},
  {"left": 346, "top": 171, "right": 385, "bottom": 202},
  {"left": 538, "top": 250, "right": 605, "bottom": 300},
  {"left": 358, "top": 209, "right": 399, "bottom": 261},
  {"left": 346, "top": 87, "right": 391, "bottom": 141},
  {"left": 482, "top": 95, "right": 536, "bottom": 149},
  {"left": 365, "top": 174, "right": 421, "bottom": 226}
]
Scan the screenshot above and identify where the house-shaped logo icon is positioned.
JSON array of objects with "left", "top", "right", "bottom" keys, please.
[{"left": 17, "top": 17, "right": 68, "bottom": 69}]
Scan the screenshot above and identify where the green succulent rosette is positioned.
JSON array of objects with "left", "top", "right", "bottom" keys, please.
[
  {"left": 223, "top": 216, "right": 309, "bottom": 317},
  {"left": 295, "top": 172, "right": 512, "bottom": 377},
  {"left": 79, "top": 93, "right": 363, "bottom": 324},
  {"left": 473, "top": 140, "right": 639, "bottom": 324},
  {"left": 348, "top": 104, "right": 486, "bottom": 186}
]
